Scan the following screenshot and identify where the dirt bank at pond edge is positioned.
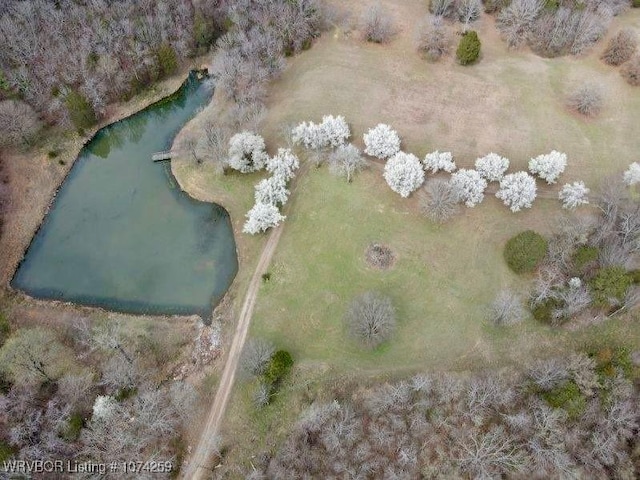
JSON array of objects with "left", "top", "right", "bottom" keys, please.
[{"left": 0, "top": 65, "right": 196, "bottom": 307}]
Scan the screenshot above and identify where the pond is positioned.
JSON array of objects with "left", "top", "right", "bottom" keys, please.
[{"left": 12, "top": 74, "right": 238, "bottom": 319}]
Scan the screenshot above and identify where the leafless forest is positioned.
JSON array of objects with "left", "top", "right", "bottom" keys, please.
[{"left": 254, "top": 351, "right": 639, "bottom": 479}]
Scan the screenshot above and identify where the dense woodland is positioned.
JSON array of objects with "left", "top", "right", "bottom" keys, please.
[
  {"left": 253, "top": 350, "right": 640, "bottom": 478},
  {"left": 0, "top": 0, "right": 325, "bottom": 139},
  {"left": 0, "top": 0, "right": 227, "bottom": 132},
  {"left": 0, "top": 315, "right": 196, "bottom": 478}
]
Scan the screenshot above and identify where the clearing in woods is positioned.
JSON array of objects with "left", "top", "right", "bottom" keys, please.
[{"left": 172, "top": 1, "right": 640, "bottom": 474}]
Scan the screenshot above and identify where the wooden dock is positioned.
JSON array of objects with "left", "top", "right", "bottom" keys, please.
[{"left": 152, "top": 151, "right": 172, "bottom": 162}]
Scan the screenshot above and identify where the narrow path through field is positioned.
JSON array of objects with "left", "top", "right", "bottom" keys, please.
[{"left": 181, "top": 164, "right": 308, "bottom": 479}]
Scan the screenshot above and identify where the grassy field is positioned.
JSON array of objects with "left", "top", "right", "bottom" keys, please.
[
  {"left": 263, "top": 3, "right": 640, "bottom": 187},
  {"left": 168, "top": 2, "right": 640, "bottom": 474},
  {"left": 249, "top": 166, "right": 640, "bottom": 371}
]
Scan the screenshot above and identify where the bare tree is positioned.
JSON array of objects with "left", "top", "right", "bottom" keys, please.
[
  {"left": 490, "top": 289, "right": 527, "bottom": 326},
  {"left": 526, "top": 358, "right": 569, "bottom": 390},
  {"left": 345, "top": 291, "right": 396, "bottom": 348},
  {"left": 329, "top": 144, "right": 368, "bottom": 182},
  {"left": 601, "top": 28, "right": 637, "bottom": 66},
  {"left": 416, "top": 15, "right": 451, "bottom": 61},
  {"left": 553, "top": 282, "right": 591, "bottom": 322},
  {"left": 456, "top": 425, "right": 528, "bottom": 478},
  {"left": 100, "top": 354, "right": 142, "bottom": 392},
  {"left": 241, "top": 338, "right": 275, "bottom": 376},
  {"left": 0, "top": 100, "right": 42, "bottom": 147},
  {"left": 430, "top": 0, "right": 456, "bottom": 18},
  {"left": 253, "top": 382, "right": 271, "bottom": 408},
  {"left": 201, "top": 120, "right": 230, "bottom": 173},
  {"left": 497, "top": 0, "right": 544, "bottom": 48},
  {"left": 181, "top": 136, "right": 200, "bottom": 164},
  {"left": 420, "top": 179, "right": 461, "bottom": 223},
  {"left": 57, "top": 371, "right": 95, "bottom": 410},
  {"left": 0, "top": 327, "right": 71, "bottom": 384},
  {"left": 567, "top": 83, "right": 603, "bottom": 117},
  {"left": 361, "top": 3, "right": 395, "bottom": 44},
  {"left": 458, "top": 0, "right": 482, "bottom": 30}
]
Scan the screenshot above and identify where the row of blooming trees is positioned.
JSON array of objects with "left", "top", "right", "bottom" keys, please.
[
  {"left": 225, "top": 116, "right": 640, "bottom": 234},
  {"left": 223, "top": 131, "right": 300, "bottom": 234},
  {"left": 359, "top": 122, "right": 587, "bottom": 213}
]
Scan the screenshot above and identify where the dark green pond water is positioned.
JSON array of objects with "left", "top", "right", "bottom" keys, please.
[{"left": 12, "top": 74, "right": 238, "bottom": 318}]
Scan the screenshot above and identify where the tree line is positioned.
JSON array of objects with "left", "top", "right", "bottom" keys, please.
[
  {"left": 249, "top": 347, "right": 639, "bottom": 478},
  {"left": 0, "top": 0, "right": 230, "bottom": 134}
]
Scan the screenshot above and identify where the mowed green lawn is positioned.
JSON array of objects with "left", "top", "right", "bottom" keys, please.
[{"left": 248, "top": 166, "right": 616, "bottom": 372}]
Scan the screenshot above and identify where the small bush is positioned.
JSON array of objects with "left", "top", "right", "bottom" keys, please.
[
  {"left": 482, "top": 0, "right": 510, "bottom": 13},
  {"left": 365, "top": 243, "right": 395, "bottom": 269},
  {"left": 262, "top": 272, "right": 271, "bottom": 282},
  {"left": 589, "top": 266, "right": 633, "bottom": 307},
  {"left": 65, "top": 90, "right": 97, "bottom": 130},
  {"left": 264, "top": 350, "right": 294, "bottom": 384},
  {"left": 0, "top": 440, "right": 16, "bottom": 463},
  {"left": 621, "top": 55, "right": 640, "bottom": 86},
  {"left": 114, "top": 386, "right": 137, "bottom": 402},
  {"left": 63, "top": 412, "right": 84, "bottom": 441},
  {"left": 0, "top": 313, "right": 9, "bottom": 347},
  {"left": 504, "top": 230, "right": 548, "bottom": 274},
  {"left": 573, "top": 245, "right": 599, "bottom": 271},
  {"left": 601, "top": 29, "right": 637, "bottom": 66},
  {"left": 628, "top": 269, "right": 640, "bottom": 284},
  {"left": 567, "top": 84, "right": 603, "bottom": 117},
  {"left": 590, "top": 345, "right": 634, "bottom": 379},
  {"left": 541, "top": 380, "right": 586, "bottom": 419},
  {"left": 634, "top": 0, "right": 640, "bottom": 7},
  {"left": 531, "top": 297, "right": 565, "bottom": 324},
  {"left": 47, "top": 150, "right": 59, "bottom": 159},
  {"left": 0, "top": 371, "right": 11, "bottom": 394},
  {"left": 456, "top": 30, "right": 481, "bottom": 65},
  {"left": 155, "top": 43, "right": 179, "bottom": 78}
]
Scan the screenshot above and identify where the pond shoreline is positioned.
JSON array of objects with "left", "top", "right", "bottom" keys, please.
[{"left": 1, "top": 67, "right": 229, "bottom": 323}]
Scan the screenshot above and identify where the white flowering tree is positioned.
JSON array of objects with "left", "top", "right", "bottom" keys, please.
[
  {"left": 227, "top": 131, "right": 269, "bottom": 173},
  {"left": 92, "top": 395, "right": 118, "bottom": 421},
  {"left": 496, "top": 171, "right": 537, "bottom": 212},
  {"left": 559, "top": 181, "right": 589, "bottom": 209},
  {"left": 266, "top": 148, "right": 300, "bottom": 182},
  {"left": 254, "top": 176, "right": 290, "bottom": 206},
  {"left": 291, "top": 115, "right": 350, "bottom": 150},
  {"left": 383, "top": 152, "right": 425, "bottom": 197},
  {"left": 243, "top": 202, "right": 286, "bottom": 235},
  {"left": 423, "top": 150, "right": 456, "bottom": 174},
  {"left": 623, "top": 162, "right": 640, "bottom": 186},
  {"left": 320, "top": 115, "right": 350, "bottom": 148},
  {"left": 291, "top": 121, "right": 324, "bottom": 149},
  {"left": 450, "top": 169, "right": 487, "bottom": 207},
  {"left": 529, "top": 150, "right": 567, "bottom": 184},
  {"left": 363, "top": 124, "right": 401, "bottom": 159},
  {"left": 329, "top": 144, "right": 368, "bottom": 182},
  {"left": 475, "top": 153, "right": 509, "bottom": 181}
]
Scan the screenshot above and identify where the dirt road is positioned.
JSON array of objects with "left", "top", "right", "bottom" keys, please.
[
  {"left": 180, "top": 222, "right": 284, "bottom": 479},
  {"left": 182, "top": 163, "right": 308, "bottom": 479}
]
